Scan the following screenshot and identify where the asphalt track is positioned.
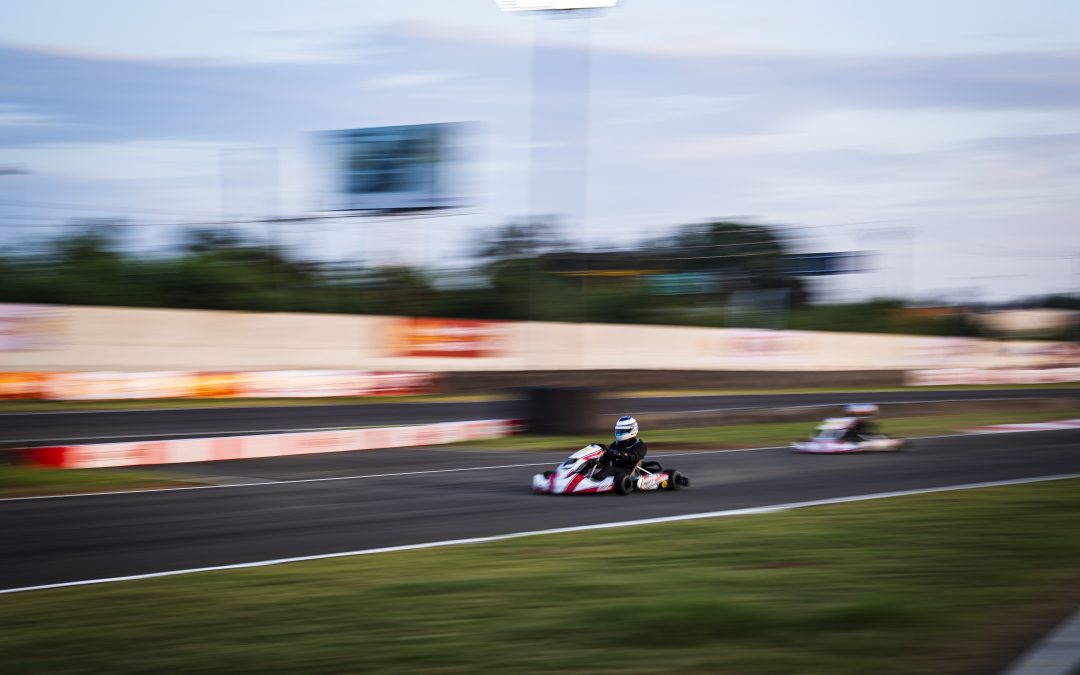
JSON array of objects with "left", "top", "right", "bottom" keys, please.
[
  {"left": 2, "top": 427, "right": 1078, "bottom": 592},
  {"left": 3, "top": 387, "right": 1077, "bottom": 446}
]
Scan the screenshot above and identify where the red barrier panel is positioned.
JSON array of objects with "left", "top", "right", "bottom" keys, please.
[{"left": 26, "top": 419, "right": 522, "bottom": 469}]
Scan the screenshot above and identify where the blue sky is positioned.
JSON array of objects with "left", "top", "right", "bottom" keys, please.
[{"left": 1, "top": 0, "right": 1079, "bottom": 302}]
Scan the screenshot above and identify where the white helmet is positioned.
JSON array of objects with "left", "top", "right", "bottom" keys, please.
[
  {"left": 614, "top": 416, "right": 639, "bottom": 442},
  {"left": 843, "top": 403, "right": 879, "bottom": 418}
]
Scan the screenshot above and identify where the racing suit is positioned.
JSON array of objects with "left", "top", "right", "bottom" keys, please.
[
  {"left": 601, "top": 437, "right": 648, "bottom": 478},
  {"left": 844, "top": 419, "right": 879, "bottom": 442}
]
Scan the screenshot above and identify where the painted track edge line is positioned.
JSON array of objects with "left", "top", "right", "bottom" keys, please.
[{"left": 2, "top": 471, "right": 1078, "bottom": 596}]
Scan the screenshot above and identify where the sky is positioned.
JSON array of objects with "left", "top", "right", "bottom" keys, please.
[{"left": 1, "top": 0, "right": 1079, "bottom": 302}]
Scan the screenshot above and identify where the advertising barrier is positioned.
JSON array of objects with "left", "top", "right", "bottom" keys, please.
[
  {"left": 0, "top": 371, "right": 47, "bottom": 398},
  {"left": 1, "top": 370, "right": 437, "bottom": 401},
  {"left": 390, "top": 318, "right": 508, "bottom": 358},
  {"left": 0, "top": 304, "right": 1075, "bottom": 374},
  {"left": 29, "top": 418, "right": 521, "bottom": 469}
]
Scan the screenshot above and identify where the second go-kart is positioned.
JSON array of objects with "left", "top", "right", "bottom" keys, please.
[
  {"left": 532, "top": 444, "right": 690, "bottom": 495},
  {"left": 792, "top": 417, "right": 906, "bottom": 454}
]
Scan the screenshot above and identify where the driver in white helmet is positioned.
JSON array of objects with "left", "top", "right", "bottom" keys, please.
[{"left": 602, "top": 416, "right": 648, "bottom": 477}]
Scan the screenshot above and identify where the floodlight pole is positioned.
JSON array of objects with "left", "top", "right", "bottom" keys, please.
[
  {"left": 533, "top": 12, "right": 590, "bottom": 327},
  {"left": 499, "top": 2, "right": 613, "bottom": 329}
]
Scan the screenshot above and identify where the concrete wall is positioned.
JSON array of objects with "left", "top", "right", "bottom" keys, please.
[{"left": 1, "top": 304, "right": 1073, "bottom": 373}]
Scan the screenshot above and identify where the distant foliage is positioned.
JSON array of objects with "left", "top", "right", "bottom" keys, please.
[{"left": 0, "top": 219, "right": 992, "bottom": 337}]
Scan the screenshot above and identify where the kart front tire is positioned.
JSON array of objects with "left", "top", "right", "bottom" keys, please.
[{"left": 614, "top": 474, "right": 634, "bottom": 495}]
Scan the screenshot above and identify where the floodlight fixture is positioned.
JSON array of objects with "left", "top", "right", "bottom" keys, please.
[{"left": 495, "top": 0, "right": 617, "bottom": 11}]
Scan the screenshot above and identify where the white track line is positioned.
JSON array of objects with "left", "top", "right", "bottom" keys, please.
[{"left": 3, "top": 471, "right": 1077, "bottom": 596}]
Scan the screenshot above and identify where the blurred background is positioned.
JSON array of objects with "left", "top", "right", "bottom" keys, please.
[
  {"left": 0, "top": 0, "right": 1077, "bottom": 343},
  {"left": 4, "top": 8, "right": 1080, "bottom": 674}
]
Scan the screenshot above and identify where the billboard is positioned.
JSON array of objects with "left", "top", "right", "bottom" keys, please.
[
  {"left": 319, "top": 123, "right": 471, "bottom": 212},
  {"left": 390, "top": 318, "right": 508, "bottom": 358},
  {"left": 786, "top": 251, "right": 866, "bottom": 276}
]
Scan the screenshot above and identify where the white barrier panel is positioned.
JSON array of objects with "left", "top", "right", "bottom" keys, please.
[
  {"left": 2, "top": 304, "right": 1076, "bottom": 373},
  {"left": 29, "top": 419, "right": 522, "bottom": 469},
  {"left": 905, "top": 368, "right": 1080, "bottom": 386}
]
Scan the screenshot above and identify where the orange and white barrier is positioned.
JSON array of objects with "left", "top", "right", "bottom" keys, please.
[
  {"left": 0, "top": 370, "right": 437, "bottom": 401},
  {"left": 29, "top": 419, "right": 522, "bottom": 469}
]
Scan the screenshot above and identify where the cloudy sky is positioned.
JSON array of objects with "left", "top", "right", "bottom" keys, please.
[{"left": 2, "top": 0, "right": 1079, "bottom": 302}]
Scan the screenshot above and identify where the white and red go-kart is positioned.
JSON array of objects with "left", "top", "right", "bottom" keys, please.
[
  {"left": 792, "top": 417, "right": 906, "bottom": 454},
  {"left": 532, "top": 444, "right": 689, "bottom": 495}
]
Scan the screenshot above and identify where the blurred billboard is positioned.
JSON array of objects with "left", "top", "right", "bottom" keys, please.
[
  {"left": 318, "top": 122, "right": 472, "bottom": 212},
  {"left": 390, "top": 318, "right": 509, "bottom": 358},
  {"left": 787, "top": 251, "right": 866, "bottom": 276}
]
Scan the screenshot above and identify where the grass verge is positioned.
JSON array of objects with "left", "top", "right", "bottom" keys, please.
[
  {"left": 2, "top": 478, "right": 1079, "bottom": 674},
  {"left": 0, "top": 465, "right": 199, "bottom": 498},
  {"left": 452, "top": 405, "right": 1080, "bottom": 451}
]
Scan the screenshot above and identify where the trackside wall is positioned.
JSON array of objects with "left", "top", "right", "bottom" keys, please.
[{"left": 1, "top": 304, "right": 1074, "bottom": 375}]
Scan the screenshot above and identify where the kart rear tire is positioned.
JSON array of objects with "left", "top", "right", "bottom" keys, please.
[
  {"left": 668, "top": 470, "right": 685, "bottom": 490},
  {"left": 614, "top": 474, "right": 634, "bottom": 495}
]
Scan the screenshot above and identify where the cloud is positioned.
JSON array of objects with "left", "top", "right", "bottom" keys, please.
[
  {"left": 0, "top": 103, "right": 64, "bottom": 127},
  {"left": 366, "top": 70, "right": 462, "bottom": 88},
  {"left": 2, "top": 25, "right": 1080, "bottom": 149}
]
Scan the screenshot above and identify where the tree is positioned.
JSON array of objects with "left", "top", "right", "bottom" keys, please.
[{"left": 470, "top": 216, "right": 571, "bottom": 263}]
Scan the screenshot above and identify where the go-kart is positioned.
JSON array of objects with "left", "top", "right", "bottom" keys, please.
[
  {"left": 532, "top": 444, "right": 689, "bottom": 495},
  {"left": 792, "top": 417, "right": 906, "bottom": 454}
]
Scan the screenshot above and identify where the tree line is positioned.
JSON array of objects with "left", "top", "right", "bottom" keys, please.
[{"left": 0, "top": 217, "right": 1044, "bottom": 337}]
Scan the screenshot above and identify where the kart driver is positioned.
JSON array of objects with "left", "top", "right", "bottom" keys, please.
[
  {"left": 602, "top": 416, "right": 648, "bottom": 477},
  {"left": 842, "top": 404, "right": 880, "bottom": 441}
]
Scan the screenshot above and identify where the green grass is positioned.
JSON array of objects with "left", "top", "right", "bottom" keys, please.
[
  {"left": 453, "top": 405, "right": 1080, "bottom": 451},
  {"left": 3, "top": 478, "right": 1079, "bottom": 674},
  {"left": 0, "top": 465, "right": 198, "bottom": 498}
]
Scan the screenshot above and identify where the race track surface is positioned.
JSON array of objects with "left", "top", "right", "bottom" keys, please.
[
  {"left": 2, "top": 428, "right": 1078, "bottom": 592},
  {"left": 3, "top": 387, "right": 1076, "bottom": 446}
]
